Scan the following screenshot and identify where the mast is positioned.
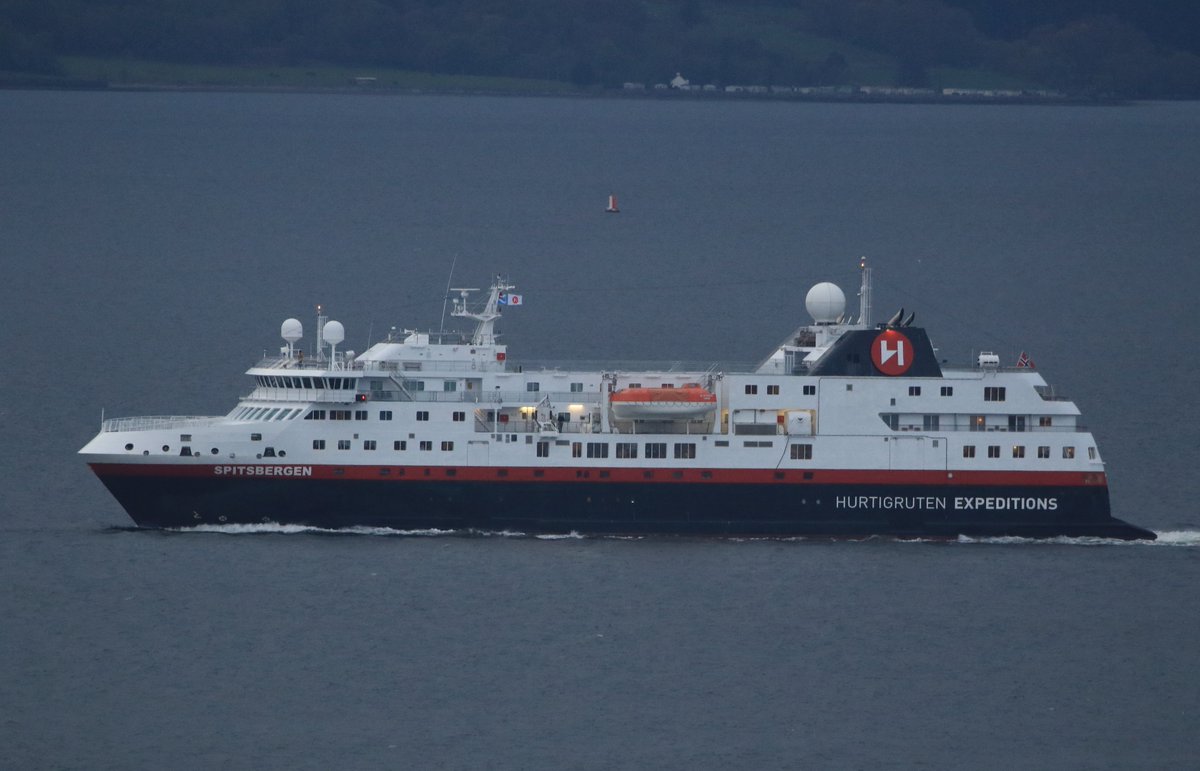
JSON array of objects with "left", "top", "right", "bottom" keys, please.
[
  {"left": 451, "top": 276, "right": 514, "bottom": 346},
  {"left": 857, "top": 256, "right": 872, "bottom": 327}
]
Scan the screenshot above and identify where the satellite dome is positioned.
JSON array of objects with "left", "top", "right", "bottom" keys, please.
[
  {"left": 323, "top": 320, "right": 345, "bottom": 346},
  {"left": 280, "top": 318, "right": 303, "bottom": 344},
  {"left": 805, "top": 282, "right": 846, "bottom": 323}
]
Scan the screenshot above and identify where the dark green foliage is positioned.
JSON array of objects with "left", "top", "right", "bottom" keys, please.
[{"left": 0, "top": 0, "right": 1196, "bottom": 96}]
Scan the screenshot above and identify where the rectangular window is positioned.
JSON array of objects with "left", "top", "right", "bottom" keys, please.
[
  {"left": 536, "top": 442, "right": 550, "bottom": 458},
  {"left": 379, "top": 410, "right": 392, "bottom": 421},
  {"left": 441, "top": 441, "right": 454, "bottom": 451},
  {"left": 790, "top": 444, "right": 812, "bottom": 460},
  {"left": 1088, "top": 447, "right": 1097, "bottom": 460},
  {"left": 984, "top": 386, "right": 1007, "bottom": 402},
  {"left": 1039, "top": 416, "right": 1052, "bottom": 427},
  {"left": 330, "top": 410, "right": 351, "bottom": 421},
  {"left": 1012, "top": 445, "right": 1026, "bottom": 458},
  {"left": 443, "top": 381, "right": 457, "bottom": 392},
  {"left": 526, "top": 382, "right": 540, "bottom": 392},
  {"left": 803, "top": 385, "right": 816, "bottom": 395},
  {"left": 1008, "top": 415, "right": 1026, "bottom": 432},
  {"left": 250, "top": 433, "right": 262, "bottom": 441},
  {"left": 416, "top": 411, "right": 429, "bottom": 421},
  {"left": 355, "top": 410, "right": 368, "bottom": 421},
  {"left": 673, "top": 443, "right": 696, "bottom": 459},
  {"left": 923, "top": 415, "right": 940, "bottom": 430},
  {"left": 909, "top": 386, "right": 921, "bottom": 396},
  {"left": 305, "top": 409, "right": 326, "bottom": 421},
  {"left": 570, "top": 382, "right": 584, "bottom": 392},
  {"left": 1063, "top": 447, "right": 1075, "bottom": 459},
  {"left": 616, "top": 442, "right": 638, "bottom": 459},
  {"left": 767, "top": 385, "right": 780, "bottom": 395},
  {"left": 313, "top": 439, "right": 326, "bottom": 450},
  {"left": 940, "top": 386, "right": 953, "bottom": 396},
  {"left": 1037, "top": 446, "right": 1050, "bottom": 458},
  {"left": 745, "top": 384, "right": 758, "bottom": 395},
  {"left": 452, "top": 411, "right": 466, "bottom": 422},
  {"left": 394, "top": 440, "right": 406, "bottom": 451},
  {"left": 645, "top": 442, "right": 667, "bottom": 459},
  {"left": 963, "top": 445, "right": 975, "bottom": 458},
  {"left": 337, "top": 439, "right": 351, "bottom": 450},
  {"left": 571, "top": 442, "right": 582, "bottom": 458},
  {"left": 364, "top": 440, "right": 376, "bottom": 450},
  {"left": 586, "top": 442, "right": 609, "bottom": 458},
  {"left": 970, "top": 415, "right": 985, "bottom": 432},
  {"left": 419, "top": 441, "right": 432, "bottom": 451},
  {"left": 987, "top": 445, "right": 1000, "bottom": 458}
]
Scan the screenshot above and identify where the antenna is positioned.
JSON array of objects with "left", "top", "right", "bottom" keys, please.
[{"left": 438, "top": 255, "right": 457, "bottom": 339}]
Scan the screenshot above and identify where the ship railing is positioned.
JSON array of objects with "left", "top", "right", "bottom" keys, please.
[
  {"left": 366, "top": 390, "right": 605, "bottom": 405},
  {"left": 101, "top": 416, "right": 224, "bottom": 433}
]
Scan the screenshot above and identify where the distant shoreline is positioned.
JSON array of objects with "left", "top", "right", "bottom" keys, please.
[{"left": 0, "top": 74, "right": 1123, "bottom": 106}]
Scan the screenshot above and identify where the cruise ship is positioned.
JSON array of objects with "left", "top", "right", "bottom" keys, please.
[{"left": 80, "top": 262, "right": 1155, "bottom": 540}]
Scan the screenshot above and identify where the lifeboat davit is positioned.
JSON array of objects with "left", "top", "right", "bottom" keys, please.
[{"left": 610, "top": 385, "right": 717, "bottom": 420}]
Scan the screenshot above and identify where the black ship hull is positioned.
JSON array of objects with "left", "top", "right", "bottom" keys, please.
[{"left": 90, "top": 463, "right": 1156, "bottom": 540}]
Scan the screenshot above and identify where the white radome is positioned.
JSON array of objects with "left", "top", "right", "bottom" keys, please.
[
  {"left": 280, "top": 318, "right": 303, "bottom": 343},
  {"left": 805, "top": 282, "right": 846, "bottom": 323},
  {"left": 322, "top": 320, "right": 345, "bottom": 345}
]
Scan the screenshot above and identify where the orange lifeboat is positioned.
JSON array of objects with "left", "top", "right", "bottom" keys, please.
[{"left": 610, "top": 385, "right": 717, "bottom": 420}]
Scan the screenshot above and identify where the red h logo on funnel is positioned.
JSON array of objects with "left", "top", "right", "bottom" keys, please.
[{"left": 871, "top": 330, "right": 913, "bottom": 376}]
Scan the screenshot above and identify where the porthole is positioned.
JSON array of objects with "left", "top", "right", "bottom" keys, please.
[
  {"left": 124, "top": 443, "right": 134, "bottom": 451},
  {"left": 162, "top": 445, "right": 170, "bottom": 452},
  {"left": 278, "top": 450, "right": 286, "bottom": 457},
  {"left": 211, "top": 448, "right": 219, "bottom": 455}
]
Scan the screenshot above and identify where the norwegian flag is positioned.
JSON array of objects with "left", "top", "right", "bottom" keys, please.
[{"left": 1016, "top": 351, "right": 1035, "bottom": 368}]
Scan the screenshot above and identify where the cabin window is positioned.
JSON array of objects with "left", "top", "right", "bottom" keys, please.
[
  {"left": 180, "top": 434, "right": 192, "bottom": 442},
  {"left": 715, "top": 440, "right": 729, "bottom": 447},
  {"left": 570, "top": 382, "right": 584, "bottom": 392},
  {"left": 586, "top": 442, "right": 609, "bottom": 458},
  {"left": 305, "top": 410, "right": 326, "bottom": 420},
  {"left": 363, "top": 440, "right": 376, "bottom": 450},
  {"left": 1039, "top": 416, "right": 1052, "bottom": 427},
  {"left": 1037, "top": 446, "right": 1050, "bottom": 458},
  {"left": 923, "top": 415, "right": 939, "bottom": 430},
  {"left": 443, "top": 381, "right": 457, "bottom": 392},
  {"left": 803, "top": 385, "right": 816, "bottom": 395},
  {"left": 526, "top": 382, "right": 540, "bottom": 392},
  {"left": 790, "top": 444, "right": 812, "bottom": 460},
  {"left": 628, "top": 383, "right": 642, "bottom": 389},
  {"left": 452, "top": 412, "right": 466, "bottom": 422},
  {"left": 673, "top": 443, "right": 696, "bottom": 459},
  {"left": 250, "top": 433, "right": 262, "bottom": 441},
  {"left": 616, "top": 442, "right": 637, "bottom": 459},
  {"left": 846, "top": 384, "right": 853, "bottom": 391},
  {"left": 941, "top": 386, "right": 953, "bottom": 396},
  {"left": 380, "top": 411, "right": 392, "bottom": 421},
  {"left": 355, "top": 410, "right": 368, "bottom": 421},
  {"left": 394, "top": 440, "right": 406, "bottom": 451},
  {"left": 1063, "top": 447, "right": 1075, "bottom": 459},
  {"left": 412, "top": 381, "right": 425, "bottom": 391},
  {"left": 881, "top": 413, "right": 899, "bottom": 430},
  {"left": 963, "top": 445, "right": 975, "bottom": 458},
  {"left": 645, "top": 443, "right": 667, "bottom": 459},
  {"left": 1012, "top": 445, "right": 1026, "bottom": 458},
  {"left": 909, "top": 386, "right": 921, "bottom": 396},
  {"left": 745, "top": 384, "right": 758, "bottom": 395},
  {"left": 416, "top": 411, "right": 429, "bottom": 421},
  {"left": 313, "top": 440, "right": 325, "bottom": 450},
  {"left": 970, "top": 415, "right": 985, "bottom": 431},
  {"left": 1008, "top": 415, "right": 1026, "bottom": 432},
  {"left": 572, "top": 442, "right": 582, "bottom": 458},
  {"left": 441, "top": 441, "right": 454, "bottom": 451},
  {"left": 984, "top": 386, "right": 1007, "bottom": 402},
  {"left": 337, "top": 440, "right": 350, "bottom": 450},
  {"left": 536, "top": 442, "right": 550, "bottom": 458},
  {"left": 419, "top": 441, "right": 432, "bottom": 451},
  {"left": 767, "top": 385, "right": 780, "bottom": 395},
  {"left": 987, "top": 445, "right": 1000, "bottom": 458},
  {"left": 1088, "top": 447, "right": 1097, "bottom": 460}
]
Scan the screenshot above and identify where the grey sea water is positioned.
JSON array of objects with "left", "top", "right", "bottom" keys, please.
[{"left": 1, "top": 92, "right": 1198, "bottom": 769}]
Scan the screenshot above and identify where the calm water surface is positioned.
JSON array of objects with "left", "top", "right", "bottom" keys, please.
[{"left": 1, "top": 92, "right": 1198, "bottom": 769}]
